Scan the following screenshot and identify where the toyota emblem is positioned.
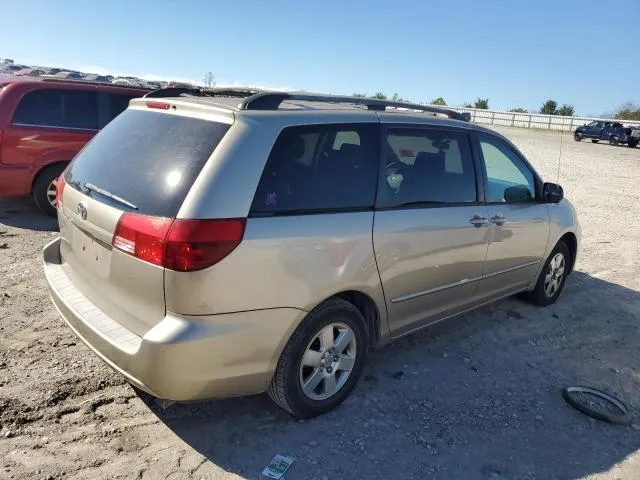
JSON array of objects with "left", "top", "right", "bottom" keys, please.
[{"left": 77, "top": 201, "right": 88, "bottom": 220}]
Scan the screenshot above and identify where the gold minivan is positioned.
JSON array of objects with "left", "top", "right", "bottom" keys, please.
[{"left": 43, "top": 90, "right": 580, "bottom": 417}]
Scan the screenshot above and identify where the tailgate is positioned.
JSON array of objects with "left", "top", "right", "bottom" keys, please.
[
  {"left": 57, "top": 106, "right": 231, "bottom": 336},
  {"left": 58, "top": 187, "right": 166, "bottom": 336}
]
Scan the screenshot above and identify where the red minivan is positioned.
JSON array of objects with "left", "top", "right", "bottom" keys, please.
[{"left": 0, "top": 76, "right": 148, "bottom": 215}]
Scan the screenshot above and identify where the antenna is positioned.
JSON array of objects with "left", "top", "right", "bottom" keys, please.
[{"left": 556, "top": 130, "right": 564, "bottom": 184}]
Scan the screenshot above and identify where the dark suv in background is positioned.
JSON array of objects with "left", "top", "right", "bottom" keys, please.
[
  {"left": 574, "top": 120, "right": 639, "bottom": 148},
  {"left": 0, "top": 76, "right": 148, "bottom": 215}
]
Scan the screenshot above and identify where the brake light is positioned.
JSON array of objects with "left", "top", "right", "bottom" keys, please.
[
  {"left": 55, "top": 176, "right": 66, "bottom": 209},
  {"left": 146, "top": 101, "right": 170, "bottom": 110},
  {"left": 112, "top": 213, "right": 246, "bottom": 272}
]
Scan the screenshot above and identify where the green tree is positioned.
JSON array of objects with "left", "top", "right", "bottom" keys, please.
[
  {"left": 463, "top": 102, "right": 473, "bottom": 108},
  {"left": 614, "top": 102, "right": 640, "bottom": 121},
  {"left": 391, "top": 93, "right": 406, "bottom": 102},
  {"left": 203, "top": 71, "right": 215, "bottom": 88},
  {"left": 431, "top": 97, "right": 447, "bottom": 106},
  {"left": 372, "top": 92, "right": 387, "bottom": 100},
  {"left": 540, "top": 100, "right": 558, "bottom": 115},
  {"left": 474, "top": 98, "right": 489, "bottom": 109},
  {"left": 557, "top": 104, "right": 575, "bottom": 116},
  {"left": 509, "top": 107, "right": 527, "bottom": 113}
]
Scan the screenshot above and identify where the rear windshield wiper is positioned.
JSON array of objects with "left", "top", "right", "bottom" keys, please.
[{"left": 84, "top": 183, "right": 138, "bottom": 210}]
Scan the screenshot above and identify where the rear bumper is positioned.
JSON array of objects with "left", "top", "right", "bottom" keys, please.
[
  {"left": 43, "top": 238, "right": 305, "bottom": 401},
  {"left": 0, "top": 164, "right": 32, "bottom": 197}
]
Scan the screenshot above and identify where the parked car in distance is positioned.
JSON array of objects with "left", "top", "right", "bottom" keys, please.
[
  {"left": 15, "top": 68, "right": 45, "bottom": 77},
  {"left": 0, "top": 76, "right": 149, "bottom": 215},
  {"left": 574, "top": 120, "right": 639, "bottom": 147},
  {"left": 43, "top": 90, "right": 580, "bottom": 418}
]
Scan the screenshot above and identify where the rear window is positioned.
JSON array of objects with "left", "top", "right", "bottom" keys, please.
[
  {"left": 64, "top": 109, "right": 230, "bottom": 217},
  {"left": 250, "top": 124, "right": 379, "bottom": 215},
  {"left": 13, "top": 89, "right": 98, "bottom": 130}
]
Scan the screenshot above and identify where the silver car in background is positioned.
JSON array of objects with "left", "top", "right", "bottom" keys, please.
[{"left": 43, "top": 90, "right": 580, "bottom": 418}]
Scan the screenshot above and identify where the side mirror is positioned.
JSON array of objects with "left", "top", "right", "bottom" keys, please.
[
  {"left": 543, "top": 182, "right": 563, "bottom": 203},
  {"left": 504, "top": 185, "right": 533, "bottom": 202}
]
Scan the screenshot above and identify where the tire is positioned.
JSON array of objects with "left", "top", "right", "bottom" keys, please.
[
  {"left": 268, "top": 298, "right": 368, "bottom": 418},
  {"left": 591, "top": 139, "right": 599, "bottom": 143},
  {"left": 574, "top": 133, "right": 582, "bottom": 141},
  {"left": 523, "top": 241, "right": 571, "bottom": 306},
  {"left": 610, "top": 136, "right": 619, "bottom": 146},
  {"left": 628, "top": 139, "right": 638, "bottom": 148},
  {"left": 33, "top": 164, "right": 66, "bottom": 217}
]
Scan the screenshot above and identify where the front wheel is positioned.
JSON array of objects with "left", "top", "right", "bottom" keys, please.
[
  {"left": 628, "top": 139, "right": 638, "bottom": 148},
  {"left": 33, "top": 164, "right": 66, "bottom": 217},
  {"left": 268, "top": 298, "right": 368, "bottom": 418},
  {"left": 610, "top": 136, "right": 619, "bottom": 146},
  {"left": 574, "top": 133, "right": 582, "bottom": 141},
  {"left": 523, "top": 242, "right": 570, "bottom": 306}
]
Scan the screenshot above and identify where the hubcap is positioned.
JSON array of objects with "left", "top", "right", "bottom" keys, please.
[
  {"left": 299, "top": 323, "right": 357, "bottom": 401},
  {"left": 544, "top": 253, "right": 565, "bottom": 298},
  {"left": 46, "top": 178, "right": 58, "bottom": 208}
]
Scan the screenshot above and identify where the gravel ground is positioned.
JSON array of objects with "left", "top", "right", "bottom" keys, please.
[{"left": 1, "top": 127, "right": 639, "bottom": 480}]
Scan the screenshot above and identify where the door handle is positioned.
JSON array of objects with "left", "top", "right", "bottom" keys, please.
[
  {"left": 490, "top": 214, "right": 506, "bottom": 226},
  {"left": 469, "top": 214, "right": 488, "bottom": 227}
]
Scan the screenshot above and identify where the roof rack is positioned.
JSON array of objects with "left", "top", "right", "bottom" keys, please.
[
  {"left": 239, "top": 92, "right": 471, "bottom": 121},
  {"left": 142, "top": 87, "right": 471, "bottom": 121}
]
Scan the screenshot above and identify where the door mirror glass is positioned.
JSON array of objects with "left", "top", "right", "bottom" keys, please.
[{"left": 543, "top": 182, "right": 563, "bottom": 203}]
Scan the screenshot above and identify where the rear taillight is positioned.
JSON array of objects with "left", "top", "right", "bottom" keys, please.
[
  {"left": 55, "top": 176, "right": 66, "bottom": 209},
  {"left": 112, "top": 213, "right": 246, "bottom": 272},
  {"left": 0, "top": 129, "right": 3, "bottom": 163}
]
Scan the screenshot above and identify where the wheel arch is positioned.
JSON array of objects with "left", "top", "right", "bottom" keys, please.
[
  {"left": 558, "top": 232, "right": 578, "bottom": 274},
  {"left": 31, "top": 160, "right": 69, "bottom": 193}
]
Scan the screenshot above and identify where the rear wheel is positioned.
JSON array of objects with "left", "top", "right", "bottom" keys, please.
[
  {"left": 33, "top": 164, "right": 66, "bottom": 217},
  {"left": 628, "top": 139, "right": 638, "bottom": 148},
  {"left": 268, "top": 298, "right": 367, "bottom": 418},
  {"left": 523, "top": 242, "right": 570, "bottom": 306}
]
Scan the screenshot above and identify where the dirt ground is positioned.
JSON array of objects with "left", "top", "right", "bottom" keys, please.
[{"left": 1, "top": 127, "right": 639, "bottom": 480}]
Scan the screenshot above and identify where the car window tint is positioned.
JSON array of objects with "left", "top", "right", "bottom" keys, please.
[
  {"left": 250, "top": 124, "right": 378, "bottom": 214},
  {"left": 64, "top": 109, "right": 229, "bottom": 217},
  {"left": 478, "top": 135, "right": 535, "bottom": 203},
  {"left": 13, "top": 89, "right": 97, "bottom": 129},
  {"left": 378, "top": 128, "right": 476, "bottom": 207},
  {"left": 107, "top": 93, "right": 139, "bottom": 121}
]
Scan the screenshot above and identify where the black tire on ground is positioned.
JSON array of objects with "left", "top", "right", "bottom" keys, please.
[
  {"left": 574, "top": 133, "right": 582, "bottom": 141},
  {"left": 268, "top": 298, "right": 368, "bottom": 418},
  {"left": 591, "top": 139, "right": 599, "bottom": 143},
  {"left": 610, "top": 136, "right": 619, "bottom": 146},
  {"left": 522, "top": 241, "right": 571, "bottom": 307},
  {"left": 33, "top": 164, "right": 66, "bottom": 217},
  {"left": 628, "top": 139, "right": 638, "bottom": 148}
]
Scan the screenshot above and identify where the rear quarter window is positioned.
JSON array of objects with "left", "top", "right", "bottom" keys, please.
[
  {"left": 13, "top": 89, "right": 98, "bottom": 129},
  {"left": 64, "top": 109, "right": 230, "bottom": 217},
  {"left": 250, "top": 124, "right": 379, "bottom": 215}
]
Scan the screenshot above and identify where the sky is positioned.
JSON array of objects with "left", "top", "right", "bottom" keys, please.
[{"left": 2, "top": 0, "right": 638, "bottom": 116}]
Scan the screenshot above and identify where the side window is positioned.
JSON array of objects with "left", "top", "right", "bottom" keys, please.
[
  {"left": 13, "top": 89, "right": 97, "bottom": 129},
  {"left": 250, "top": 124, "right": 378, "bottom": 214},
  {"left": 478, "top": 135, "right": 536, "bottom": 203},
  {"left": 378, "top": 128, "right": 476, "bottom": 207},
  {"left": 107, "top": 93, "right": 138, "bottom": 122}
]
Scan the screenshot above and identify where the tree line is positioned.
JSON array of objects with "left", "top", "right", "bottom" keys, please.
[{"left": 351, "top": 92, "right": 639, "bottom": 120}]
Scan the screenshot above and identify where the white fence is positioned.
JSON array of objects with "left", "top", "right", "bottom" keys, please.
[{"left": 447, "top": 107, "right": 640, "bottom": 132}]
